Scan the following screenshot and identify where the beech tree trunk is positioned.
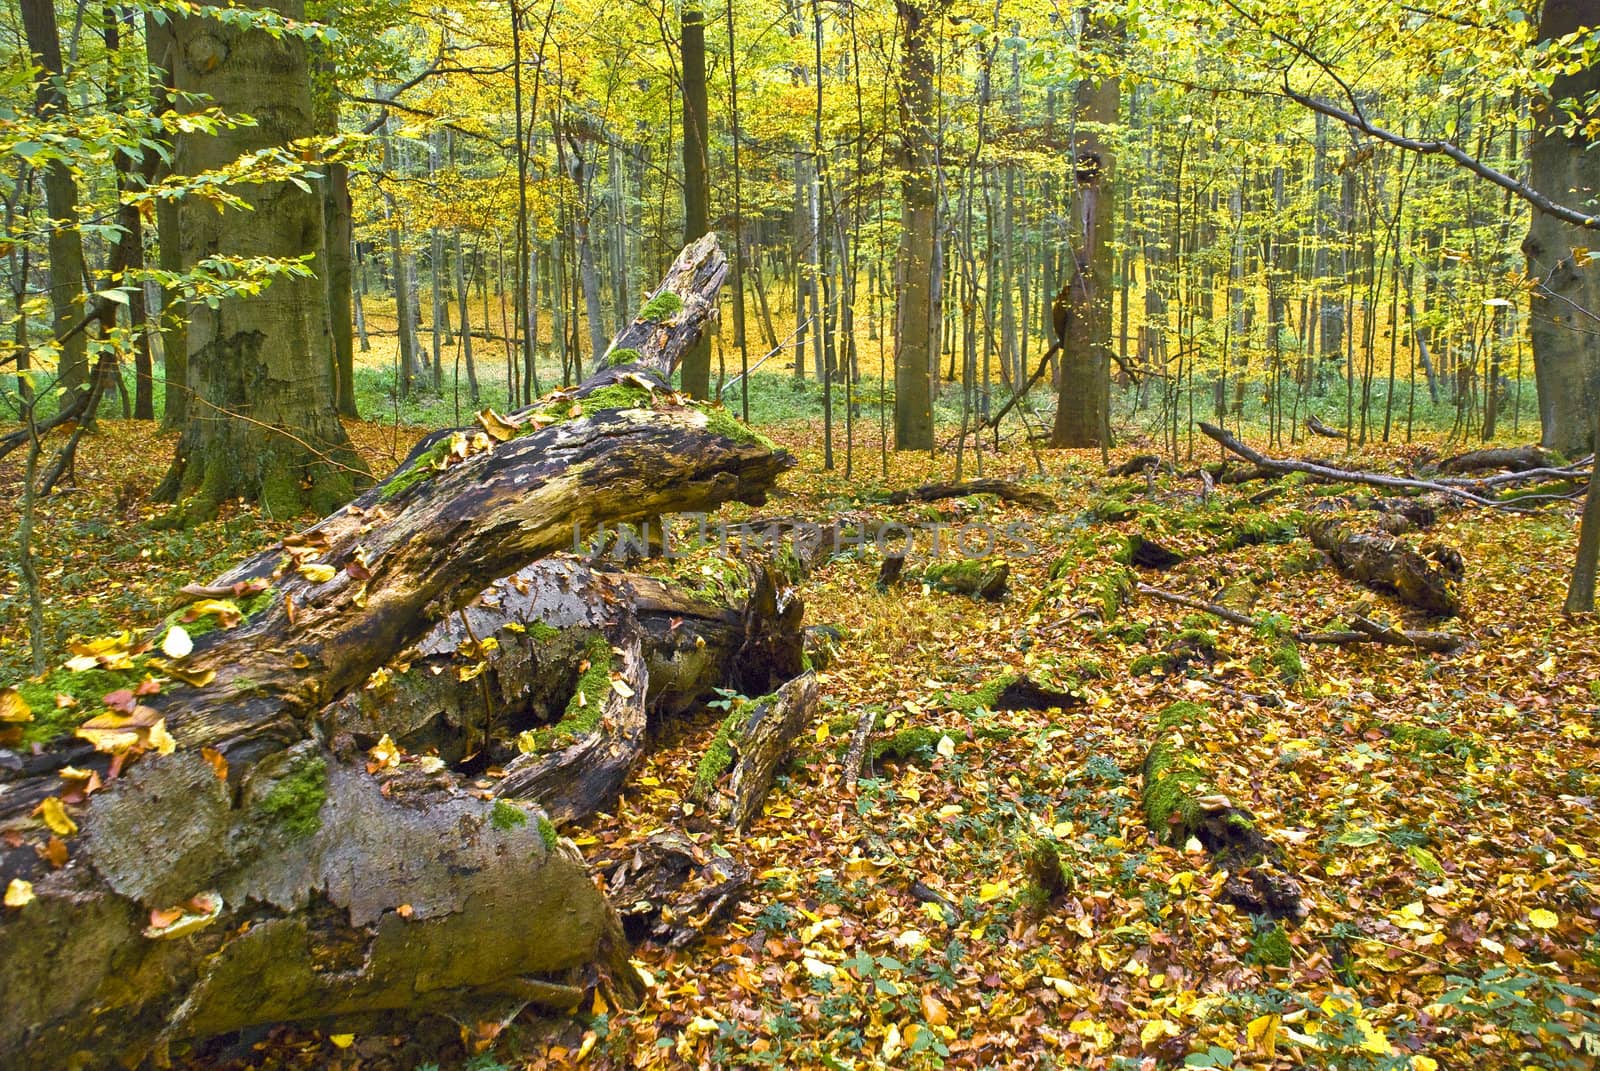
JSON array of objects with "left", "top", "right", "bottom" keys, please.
[
  {"left": 153, "top": 0, "right": 368, "bottom": 522},
  {"left": 1524, "top": 0, "right": 1600, "bottom": 457},
  {"left": 893, "top": 0, "right": 943, "bottom": 450},
  {"left": 678, "top": 4, "right": 712, "bottom": 398}
]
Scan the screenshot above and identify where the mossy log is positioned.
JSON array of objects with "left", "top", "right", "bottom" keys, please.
[
  {"left": 1436, "top": 444, "right": 1557, "bottom": 475},
  {"left": 1306, "top": 518, "right": 1464, "bottom": 616},
  {"left": 0, "top": 236, "right": 787, "bottom": 1066},
  {"left": 884, "top": 479, "right": 1057, "bottom": 511},
  {"left": 1140, "top": 701, "right": 1304, "bottom": 921},
  {"left": 921, "top": 558, "right": 1010, "bottom": 599},
  {"left": 703, "top": 671, "right": 819, "bottom": 832}
]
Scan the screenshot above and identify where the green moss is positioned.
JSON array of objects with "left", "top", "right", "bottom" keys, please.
[
  {"left": 638, "top": 291, "right": 684, "bottom": 321},
  {"left": 528, "top": 635, "right": 615, "bottom": 750},
  {"left": 12, "top": 661, "right": 153, "bottom": 745},
  {"left": 870, "top": 725, "right": 943, "bottom": 762},
  {"left": 945, "top": 675, "right": 1016, "bottom": 713},
  {"left": 1173, "top": 628, "right": 1218, "bottom": 650},
  {"left": 491, "top": 799, "right": 529, "bottom": 831},
  {"left": 1220, "top": 513, "right": 1302, "bottom": 550},
  {"left": 1270, "top": 641, "right": 1304, "bottom": 683},
  {"left": 1087, "top": 567, "right": 1132, "bottom": 621},
  {"left": 1157, "top": 700, "right": 1209, "bottom": 731},
  {"left": 923, "top": 559, "right": 1007, "bottom": 596},
  {"left": 1391, "top": 722, "right": 1465, "bottom": 755},
  {"left": 1087, "top": 495, "right": 1136, "bottom": 523},
  {"left": 522, "top": 620, "right": 560, "bottom": 642},
  {"left": 1248, "top": 922, "right": 1293, "bottom": 968},
  {"left": 1128, "top": 653, "right": 1166, "bottom": 676},
  {"left": 259, "top": 754, "right": 328, "bottom": 839},
  {"left": 578, "top": 383, "right": 653, "bottom": 414},
  {"left": 702, "top": 405, "right": 776, "bottom": 449},
  {"left": 1141, "top": 740, "right": 1202, "bottom": 838},
  {"left": 605, "top": 347, "right": 643, "bottom": 367},
  {"left": 692, "top": 708, "right": 745, "bottom": 799},
  {"left": 378, "top": 436, "right": 453, "bottom": 501},
  {"left": 537, "top": 815, "right": 559, "bottom": 850}
]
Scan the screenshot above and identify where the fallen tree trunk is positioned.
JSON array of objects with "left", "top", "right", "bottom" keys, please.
[
  {"left": 1307, "top": 518, "right": 1463, "bottom": 616},
  {"left": 1137, "top": 584, "right": 1465, "bottom": 654},
  {"left": 1436, "top": 444, "right": 1556, "bottom": 475},
  {"left": 1198, "top": 422, "right": 1517, "bottom": 509},
  {"left": 885, "top": 479, "right": 1056, "bottom": 511},
  {"left": 1306, "top": 413, "right": 1344, "bottom": 438},
  {"left": 1142, "top": 700, "right": 1304, "bottom": 921},
  {"left": 0, "top": 235, "right": 793, "bottom": 1066},
  {"left": 715, "top": 671, "right": 819, "bottom": 832}
]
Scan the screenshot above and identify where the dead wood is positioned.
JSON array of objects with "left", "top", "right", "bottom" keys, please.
[
  {"left": 1306, "top": 413, "right": 1344, "bottom": 438},
  {"left": 1307, "top": 518, "right": 1463, "bottom": 616},
  {"left": 1137, "top": 583, "right": 1464, "bottom": 653},
  {"left": 885, "top": 479, "right": 1057, "bottom": 511},
  {"left": 720, "top": 672, "right": 819, "bottom": 831},
  {"left": 1436, "top": 444, "right": 1557, "bottom": 475},
  {"left": 602, "top": 829, "right": 751, "bottom": 949}
]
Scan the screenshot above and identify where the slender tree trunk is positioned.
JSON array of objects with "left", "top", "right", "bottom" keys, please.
[
  {"left": 678, "top": 3, "right": 712, "bottom": 397},
  {"left": 19, "top": 0, "right": 89, "bottom": 403},
  {"left": 892, "top": 0, "right": 942, "bottom": 451}
]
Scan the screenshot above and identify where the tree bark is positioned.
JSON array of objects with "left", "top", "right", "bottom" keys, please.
[
  {"left": 153, "top": 0, "right": 369, "bottom": 522},
  {"left": 19, "top": 0, "right": 89, "bottom": 403},
  {"left": 1524, "top": 0, "right": 1600, "bottom": 457},
  {"left": 678, "top": 3, "right": 712, "bottom": 398},
  {"left": 892, "top": 0, "right": 943, "bottom": 450}
]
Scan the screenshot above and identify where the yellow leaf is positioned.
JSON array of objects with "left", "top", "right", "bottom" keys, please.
[
  {"left": 1140, "top": 1019, "right": 1177, "bottom": 1045},
  {"left": 814, "top": 721, "right": 829, "bottom": 745},
  {"left": 921, "top": 991, "right": 948, "bottom": 1026},
  {"left": 1411, "top": 1057, "right": 1439, "bottom": 1071},
  {"left": 802, "top": 957, "right": 835, "bottom": 977},
  {"left": 328, "top": 1034, "right": 355, "bottom": 1049},
  {"left": 298, "top": 563, "right": 338, "bottom": 583},
  {"left": 1528, "top": 908, "right": 1559, "bottom": 929},
  {"left": 610, "top": 678, "right": 635, "bottom": 699},
  {"left": 148, "top": 718, "right": 176, "bottom": 756},
  {"left": 977, "top": 880, "right": 1010, "bottom": 903},
  {"left": 936, "top": 734, "right": 956, "bottom": 759},
  {"left": 5, "top": 878, "right": 35, "bottom": 908},
  {"left": 0, "top": 688, "right": 33, "bottom": 724},
  {"left": 39, "top": 796, "right": 78, "bottom": 836},
  {"left": 881, "top": 1023, "right": 903, "bottom": 1062},
  {"left": 475, "top": 408, "right": 521, "bottom": 442},
  {"left": 1247, "top": 1013, "right": 1281, "bottom": 1057}
]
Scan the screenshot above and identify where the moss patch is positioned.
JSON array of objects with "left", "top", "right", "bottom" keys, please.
[
  {"left": 638, "top": 291, "right": 684, "bottom": 321},
  {"left": 258, "top": 754, "right": 328, "bottom": 839},
  {"left": 945, "top": 675, "right": 1016, "bottom": 713},
  {"left": 1086, "top": 566, "right": 1132, "bottom": 621},
  {"left": 12, "top": 661, "right": 154, "bottom": 745},
  {"left": 1248, "top": 921, "right": 1293, "bottom": 967},
  {"left": 523, "top": 620, "right": 561, "bottom": 643},
  {"left": 703, "top": 405, "right": 777, "bottom": 449},
  {"left": 692, "top": 707, "right": 746, "bottom": 799},
  {"left": 537, "top": 815, "right": 559, "bottom": 850},
  {"left": 605, "top": 347, "right": 643, "bottom": 367},
  {"left": 578, "top": 384, "right": 654, "bottom": 414},
  {"left": 491, "top": 799, "right": 528, "bottom": 832},
  {"left": 378, "top": 436, "right": 453, "bottom": 501},
  {"left": 528, "top": 635, "right": 615, "bottom": 751},
  {"left": 870, "top": 725, "right": 943, "bottom": 762}
]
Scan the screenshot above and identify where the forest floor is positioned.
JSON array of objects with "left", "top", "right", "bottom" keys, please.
[{"left": 1, "top": 397, "right": 1597, "bottom": 1070}]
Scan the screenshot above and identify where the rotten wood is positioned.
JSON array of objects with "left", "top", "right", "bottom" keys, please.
[
  {"left": 602, "top": 828, "right": 750, "bottom": 950},
  {"left": 885, "top": 479, "right": 1057, "bottom": 511},
  {"left": 1436, "top": 444, "right": 1557, "bottom": 475},
  {"left": 1306, "top": 413, "right": 1344, "bottom": 438},
  {"left": 1137, "top": 583, "right": 1465, "bottom": 654},
  {"left": 1307, "top": 518, "right": 1463, "bottom": 617},
  {"left": 722, "top": 672, "right": 819, "bottom": 832}
]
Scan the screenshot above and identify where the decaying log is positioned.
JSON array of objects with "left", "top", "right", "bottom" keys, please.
[
  {"left": 842, "top": 706, "right": 879, "bottom": 791},
  {"left": 1109, "top": 452, "right": 1162, "bottom": 477},
  {"left": 1121, "top": 533, "right": 1185, "bottom": 570},
  {"left": 885, "top": 479, "right": 1057, "bottom": 511},
  {"left": 1137, "top": 584, "right": 1465, "bottom": 654},
  {"left": 1198, "top": 422, "right": 1516, "bottom": 509},
  {"left": 921, "top": 559, "right": 1010, "bottom": 599},
  {"left": 1306, "top": 413, "right": 1344, "bottom": 438},
  {"left": 0, "top": 236, "right": 788, "bottom": 1066},
  {"left": 602, "top": 829, "right": 751, "bottom": 949},
  {"left": 719, "top": 672, "right": 819, "bottom": 832},
  {"left": 1436, "top": 444, "right": 1556, "bottom": 475},
  {"left": 1142, "top": 700, "right": 1304, "bottom": 921},
  {"left": 1307, "top": 518, "right": 1463, "bottom": 616}
]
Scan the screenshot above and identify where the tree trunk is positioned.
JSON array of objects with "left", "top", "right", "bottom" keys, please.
[
  {"left": 153, "top": 0, "right": 369, "bottom": 522},
  {"left": 892, "top": 0, "right": 942, "bottom": 451},
  {"left": 1052, "top": 9, "right": 1118, "bottom": 448},
  {"left": 678, "top": 3, "right": 712, "bottom": 398},
  {"left": 1525, "top": 0, "right": 1600, "bottom": 457},
  {"left": 19, "top": 0, "right": 89, "bottom": 403},
  {"left": 0, "top": 238, "right": 790, "bottom": 1067}
]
